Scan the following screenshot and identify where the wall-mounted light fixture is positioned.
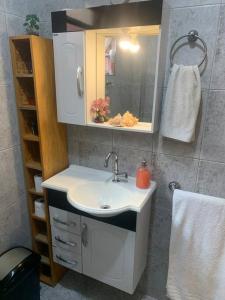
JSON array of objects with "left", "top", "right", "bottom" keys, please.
[{"left": 119, "top": 34, "right": 140, "bottom": 53}]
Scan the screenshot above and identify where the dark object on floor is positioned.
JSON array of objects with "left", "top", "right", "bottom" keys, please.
[{"left": 0, "top": 247, "right": 41, "bottom": 300}]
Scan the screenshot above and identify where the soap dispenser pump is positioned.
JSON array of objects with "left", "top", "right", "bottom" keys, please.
[{"left": 136, "top": 160, "right": 151, "bottom": 189}]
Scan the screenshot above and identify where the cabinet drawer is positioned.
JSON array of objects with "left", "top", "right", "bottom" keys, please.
[
  {"left": 53, "top": 246, "right": 82, "bottom": 272},
  {"left": 49, "top": 206, "right": 80, "bottom": 234},
  {"left": 52, "top": 226, "right": 81, "bottom": 254}
]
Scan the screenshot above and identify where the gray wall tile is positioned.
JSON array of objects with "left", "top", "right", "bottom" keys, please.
[
  {"left": 39, "top": 21, "right": 52, "bottom": 38},
  {"left": 0, "top": 3, "right": 31, "bottom": 255},
  {"left": 165, "top": 5, "right": 220, "bottom": 89},
  {"left": 0, "top": 84, "right": 20, "bottom": 150},
  {"left": 0, "top": 146, "right": 28, "bottom": 253},
  {"left": 0, "top": 13, "right": 12, "bottom": 85},
  {"left": 0, "top": 0, "right": 5, "bottom": 12},
  {"left": 78, "top": 126, "right": 113, "bottom": 146},
  {"left": 152, "top": 154, "right": 199, "bottom": 209},
  {"left": 211, "top": 5, "right": 225, "bottom": 89},
  {"left": 6, "top": 13, "right": 25, "bottom": 36},
  {"left": 78, "top": 141, "right": 112, "bottom": 171},
  {"left": 168, "top": 0, "right": 221, "bottom": 8},
  {"left": 113, "top": 131, "right": 153, "bottom": 151},
  {"left": 197, "top": 160, "right": 225, "bottom": 197},
  {"left": 138, "top": 247, "right": 169, "bottom": 300},
  {"left": 115, "top": 145, "right": 153, "bottom": 177},
  {"left": 201, "top": 90, "right": 225, "bottom": 162},
  {"left": 5, "top": 0, "right": 28, "bottom": 17},
  {"left": 68, "top": 125, "right": 80, "bottom": 164}
]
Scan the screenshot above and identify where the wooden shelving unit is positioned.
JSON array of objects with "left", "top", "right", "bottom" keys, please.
[{"left": 9, "top": 35, "right": 68, "bottom": 286}]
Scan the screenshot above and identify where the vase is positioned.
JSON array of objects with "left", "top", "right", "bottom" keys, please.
[{"left": 94, "top": 112, "right": 105, "bottom": 123}]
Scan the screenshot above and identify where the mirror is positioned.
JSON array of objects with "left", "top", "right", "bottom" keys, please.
[
  {"left": 86, "top": 25, "right": 161, "bottom": 133},
  {"left": 105, "top": 35, "right": 158, "bottom": 123}
]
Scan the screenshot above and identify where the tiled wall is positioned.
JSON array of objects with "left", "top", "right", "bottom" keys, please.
[
  {"left": 4, "top": 0, "right": 225, "bottom": 299},
  {"left": 0, "top": 1, "right": 31, "bottom": 254}
]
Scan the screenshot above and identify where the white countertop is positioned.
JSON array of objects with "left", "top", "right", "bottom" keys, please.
[{"left": 42, "top": 165, "right": 157, "bottom": 217}]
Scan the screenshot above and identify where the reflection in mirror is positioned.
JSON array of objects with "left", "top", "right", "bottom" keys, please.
[
  {"left": 86, "top": 25, "right": 161, "bottom": 132},
  {"left": 105, "top": 35, "right": 158, "bottom": 124}
]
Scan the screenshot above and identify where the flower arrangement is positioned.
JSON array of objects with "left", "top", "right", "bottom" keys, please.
[{"left": 90, "top": 97, "right": 110, "bottom": 123}]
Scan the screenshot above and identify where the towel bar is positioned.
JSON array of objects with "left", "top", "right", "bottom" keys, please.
[{"left": 169, "top": 181, "right": 181, "bottom": 192}]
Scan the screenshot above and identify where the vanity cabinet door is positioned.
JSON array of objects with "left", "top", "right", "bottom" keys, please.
[
  {"left": 53, "top": 32, "right": 85, "bottom": 125},
  {"left": 81, "top": 217, "right": 136, "bottom": 294}
]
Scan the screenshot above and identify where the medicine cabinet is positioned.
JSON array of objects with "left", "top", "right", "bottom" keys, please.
[{"left": 52, "top": 2, "right": 163, "bottom": 133}]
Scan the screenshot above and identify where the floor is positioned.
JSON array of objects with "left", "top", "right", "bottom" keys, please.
[{"left": 40, "top": 271, "right": 157, "bottom": 300}]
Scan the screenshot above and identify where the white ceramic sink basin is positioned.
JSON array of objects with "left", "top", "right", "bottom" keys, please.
[
  {"left": 68, "top": 182, "right": 134, "bottom": 217},
  {"left": 42, "top": 165, "right": 157, "bottom": 217}
]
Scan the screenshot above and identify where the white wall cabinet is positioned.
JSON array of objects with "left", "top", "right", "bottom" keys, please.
[
  {"left": 52, "top": 27, "right": 163, "bottom": 133},
  {"left": 53, "top": 32, "right": 86, "bottom": 125}
]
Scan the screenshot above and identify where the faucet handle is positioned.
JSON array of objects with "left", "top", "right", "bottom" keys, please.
[{"left": 115, "top": 171, "right": 128, "bottom": 182}]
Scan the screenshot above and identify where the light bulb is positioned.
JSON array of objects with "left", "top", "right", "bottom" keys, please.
[
  {"left": 119, "top": 39, "right": 131, "bottom": 50},
  {"left": 129, "top": 43, "right": 140, "bottom": 53}
]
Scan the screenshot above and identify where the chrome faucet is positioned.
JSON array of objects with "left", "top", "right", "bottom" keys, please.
[{"left": 104, "top": 151, "right": 128, "bottom": 182}]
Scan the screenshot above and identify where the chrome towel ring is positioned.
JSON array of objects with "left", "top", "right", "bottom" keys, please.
[
  {"left": 170, "top": 30, "right": 207, "bottom": 68},
  {"left": 169, "top": 181, "right": 181, "bottom": 192}
]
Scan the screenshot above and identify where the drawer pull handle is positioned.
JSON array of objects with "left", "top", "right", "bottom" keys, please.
[
  {"left": 77, "top": 66, "right": 83, "bottom": 97},
  {"left": 53, "top": 217, "right": 76, "bottom": 227},
  {"left": 82, "top": 223, "right": 88, "bottom": 247},
  {"left": 55, "top": 236, "right": 77, "bottom": 247},
  {"left": 56, "top": 254, "right": 77, "bottom": 266}
]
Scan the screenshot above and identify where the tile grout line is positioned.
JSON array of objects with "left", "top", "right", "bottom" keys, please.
[{"left": 208, "top": 1, "right": 222, "bottom": 90}]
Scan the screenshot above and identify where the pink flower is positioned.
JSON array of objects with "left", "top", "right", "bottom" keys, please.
[{"left": 90, "top": 97, "right": 110, "bottom": 116}]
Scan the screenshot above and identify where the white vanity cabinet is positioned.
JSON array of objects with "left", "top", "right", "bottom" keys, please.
[
  {"left": 81, "top": 217, "right": 136, "bottom": 293},
  {"left": 49, "top": 199, "right": 151, "bottom": 294},
  {"left": 53, "top": 32, "right": 86, "bottom": 125}
]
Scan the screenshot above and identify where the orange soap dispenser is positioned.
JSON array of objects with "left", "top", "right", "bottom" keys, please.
[{"left": 136, "top": 160, "right": 151, "bottom": 189}]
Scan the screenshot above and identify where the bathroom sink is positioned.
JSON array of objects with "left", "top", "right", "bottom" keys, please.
[
  {"left": 42, "top": 165, "right": 157, "bottom": 217},
  {"left": 68, "top": 182, "right": 134, "bottom": 217}
]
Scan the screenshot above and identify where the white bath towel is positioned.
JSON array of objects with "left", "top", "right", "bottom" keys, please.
[
  {"left": 160, "top": 64, "right": 201, "bottom": 142},
  {"left": 167, "top": 190, "right": 225, "bottom": 300}
]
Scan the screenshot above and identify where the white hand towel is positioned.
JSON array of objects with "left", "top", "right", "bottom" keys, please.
[
  {"left": 160, "top": 64, "right": 201, "bottom": 142},
  {"left": 167, "top": 190, "right": 225, "bottom": 300}
]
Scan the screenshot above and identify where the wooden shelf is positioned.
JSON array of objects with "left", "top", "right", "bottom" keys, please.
[
  {"left": 26, "top": 160, "right": 42, "bottom": 171},
  {"left": 23, "top": 133, "right": 39, "bottom": 142},
  {"left": 40, "top": 274, "right": 53, "bottom": 285},
  {"left": 32, "top": 214, "right": 46, "bottom": 222},
  {"left": 29, "top": 187, "right": 43, "bottom": 196},
  {"left": 35, "top": 233, "right": 48, "bottom": 244},
  {"left": 41, "top": 255, "right": 50, "bottom": 266},
  {"left": 18, "top": 105, "right": 36, "bottom": 111},
  {"left": 10, "top": 35, "right": 68, "bottom": 286},
  {"left": 16, "top": 73, "right": 33, "bottom": 78}
]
